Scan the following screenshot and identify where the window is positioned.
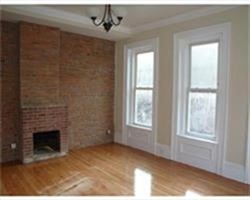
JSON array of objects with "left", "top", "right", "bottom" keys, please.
[
  {"left": 173, "top": 23, "right": 230, "bottom": 142},
  {"left": 134, "top": 52, "right": 154, "bottom": 127},
  {"left": 187, "top": 42, "right": 219, "bottom": 138},
  {"left": 125, "top": 39, "right": 157, "bottom": 129}
]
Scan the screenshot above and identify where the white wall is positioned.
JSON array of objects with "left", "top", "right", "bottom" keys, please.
[{"left": 115, "top": 6, "right": 248, "bottom": 167}]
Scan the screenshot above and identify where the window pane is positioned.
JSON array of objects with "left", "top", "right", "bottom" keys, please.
[
  {"left": 188, "top": 92, "right": 216, "bottom": 135},
  {"left": 191, "top": 43, "right": 218, "bottom": 89},
  {"left": 135, "top": 90, "right": 152, "bottom": 126},
  {"left": 136, "top": 52, "right": 154, "bottom": 87}
]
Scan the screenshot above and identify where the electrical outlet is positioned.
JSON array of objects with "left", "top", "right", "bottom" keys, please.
[
  {"left": 11, "top": 143, "right": 16, "bottom": 150},
  {"left": 106, "top": 129, "right": 112, "bottom": 135}
]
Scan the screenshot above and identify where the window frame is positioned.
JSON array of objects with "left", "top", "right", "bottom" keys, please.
[
  {"left": 124, "top": 39, "right": 158, "bottom": 132},
  {"left": 131, "top": 49, "right": 154, "bottom": 128},
  {"left": 172, "top": 23, "right": 230, "bottom": 144},
  {"left": 185, "top": 41, "right": 220, "bottom": 140},
  {"left": 171, "top": 23, "right": 231, "bottom": 175}
]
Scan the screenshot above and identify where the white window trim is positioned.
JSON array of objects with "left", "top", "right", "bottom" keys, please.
[
  {"left": 122, "top": 38, "right": 159, "bottom": 154},
  {"left": 171, "top": 23, "right": 231, "bottom": 175},
  {"left": 247, "top": 95, "right": 250, "bottom": 184},
  {"left": 247, "top": 7, "right": 250, "bottom": 183},
  {"left": 247, "top": 42, "right": 250, "bottom": 184},
  {"left": 131, "top": 49, "right": 154, "bottom": 129}
]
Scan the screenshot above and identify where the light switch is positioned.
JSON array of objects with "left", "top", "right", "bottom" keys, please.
[{"left": 11, "top": 143, "right": 16, "bottom": 149}]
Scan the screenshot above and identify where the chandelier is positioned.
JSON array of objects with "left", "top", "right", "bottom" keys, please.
[{"left": 90, "top": 5, "right": 123, "bottom": 32}]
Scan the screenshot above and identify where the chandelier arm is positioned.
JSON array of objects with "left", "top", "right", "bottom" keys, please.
[
  {"left": 92, "top": 5, "right": 108, "bottom": 26},
  {"left": 107, "top": 5, "right": 112, "bottom": 23},
  {"left": 92, "top": 19, "right": 103, "bottom": 26},
  {"left": 110, "top": 16, "right": 121, "bottom": 26},
  {"left": 109, "top": 8, "right": 122, "bottom": 26}
]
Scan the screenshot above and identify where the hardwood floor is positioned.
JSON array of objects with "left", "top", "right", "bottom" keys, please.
[{"left": 0, "top": 143, "right": 249, "bottom": 196}]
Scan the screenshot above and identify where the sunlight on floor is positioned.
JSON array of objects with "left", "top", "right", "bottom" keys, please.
[
  {"left": 185, "top": 190, "right": 202, "bottom": 197},
  {"left": 134, "top": 168, "right": 152, "bottom": 196}
]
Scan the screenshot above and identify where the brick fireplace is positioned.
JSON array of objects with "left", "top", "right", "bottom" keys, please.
[
  {"left": 1, "top": 21, "right": 114, "bottom": 163},
  {"left": 21, "top": 105, "right": 68, "bottom": 163},
  {"left": 19, "top": 22, "right": 69, "bottom": 164}
]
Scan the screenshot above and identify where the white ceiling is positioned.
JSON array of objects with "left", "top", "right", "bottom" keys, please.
[
  {"left": 1, "top": 5, "right": 238, "bottom": 41},
  {"left": 47, "top": 5, "right": 208, "bottom": 28}
]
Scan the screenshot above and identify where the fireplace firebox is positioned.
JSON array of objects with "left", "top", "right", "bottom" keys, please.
[
  {"left": 21, "top": 105, "right": 68, "bottom": 163},
  {"left": 33, "top": 130, "right": 60, "bottom": 155}
]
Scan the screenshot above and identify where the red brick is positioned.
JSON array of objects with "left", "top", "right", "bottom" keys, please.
[{"left": 1, "top": 21, "right": 114, "bottom": 163}]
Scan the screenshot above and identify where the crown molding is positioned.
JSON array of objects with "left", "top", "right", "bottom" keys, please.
[
  {"left": 1, "top": 0, "right": 250, "bottom": 5},
  {"left": 1, "top": 5, "right": 241, "bottom": 41},
  {"left": 3, "top": 5, "right": 133, "bottom": 34},
  {"left": 2, "top": 5, "right": 133, "bottom": 41},
  {"left": 133, "top": 5, "right": 240, "bottom": 34}
]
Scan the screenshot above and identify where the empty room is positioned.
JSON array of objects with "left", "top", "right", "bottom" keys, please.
[{"left": 0, "top": 0, "right": 250, "bottom": 199}]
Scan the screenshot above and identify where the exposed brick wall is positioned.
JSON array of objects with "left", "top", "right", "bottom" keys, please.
[
  {"left": 0, "top": 23, "right": 2, "bottom": 163},
  {"left": 0, "top": 76, "right": 1, "bottom": 163},
  {"left": 0, "top": 21, "right": 21, "bottom": 162},
  {"left": 21, "top": 105, "right": 68, "bottom": 163},
  {"left": 60, "top": 32, "right": 114, "bottom": 149},
  {"left": 20, "top": 22, "right": 61, "bottom": 106},
  {"left": 0, "top": 21, "right": 115, "bottom": 162}
]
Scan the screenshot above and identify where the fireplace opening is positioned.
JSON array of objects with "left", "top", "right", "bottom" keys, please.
[{"left": 33, "top": 130, "right": 60, "bottom": 155}]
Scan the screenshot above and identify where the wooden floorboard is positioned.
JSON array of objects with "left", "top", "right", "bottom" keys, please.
[{"left": 1, "top": 143, "right": 249, "bottom": 196}]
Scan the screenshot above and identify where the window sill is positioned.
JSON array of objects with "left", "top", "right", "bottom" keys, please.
[
  {"left": 178, "top": 134, "right": 218, "bottom": 144},
  {"left": 127, "top": 124, "right": 152, "bottom": 131}
]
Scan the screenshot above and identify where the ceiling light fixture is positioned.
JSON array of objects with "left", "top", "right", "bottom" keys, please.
[{"left": 90, "top": 5, "right": 123, "bottom": 32}]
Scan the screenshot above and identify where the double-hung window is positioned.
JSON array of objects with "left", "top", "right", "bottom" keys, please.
[
  {"left": 125, "top": 39, "right": 158, "bottom": 130},
  {"left": 133, "top": 51, "right": 154, "bottom": 127},
  {"left": 186, "top": 42, "right": 219, "bottom": 139},
  {"left": 174, "top": 24, "right": 230, "bottom": 142},
  {"left": 123, "top": 38, "right": 158, "bottom": 153}
]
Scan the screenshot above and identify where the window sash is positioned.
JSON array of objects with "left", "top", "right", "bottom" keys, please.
[
  {"left": 135, "top": 51, "right": 154, "bottom": 89},
  {"left": 188, "top": 41, "right": 220, "bottom": 90},
  {"left": 132, "top": 88, "right": 153, "bottom": 128},
  {"left": 128, "top": 49, "right": 155, "bottom": 129},
  {"left": 135, "top": 87, "right": 153, "bottom": 90},
  {"left": 188, "top": 88, "right": 217, "bottom": 93},
  {"left": 184, "top": 41, "right": 219, "bottom": 140},
  {"left": 186, "top": 90, "right": 217, "bottom": 139}
]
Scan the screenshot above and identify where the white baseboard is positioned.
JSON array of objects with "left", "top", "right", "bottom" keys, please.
[
  {"left": 222, "top": 161, "right": 246, "bottom": 183},
  {"left": 156, "top": 143, "right": 171, "bottom": 160},
  {"left": 114, "top": 134, "right": 247, "bottom": 184},
  {"left": 114, "top": 132, "right": 123, "bottom": 144}
]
